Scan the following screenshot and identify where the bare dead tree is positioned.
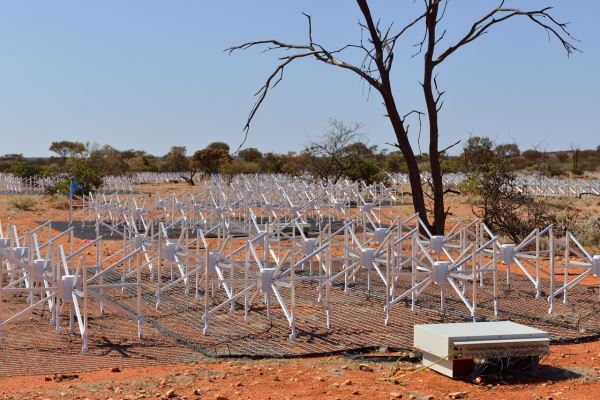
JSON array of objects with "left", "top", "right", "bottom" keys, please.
[
  {"left": 227, "top": 0, "right": 578, "bottom": 234},
  {"left": 306, "top": 119, "right": 364, "bottom": 183},
  {"left": 180, "top": 170, "right": 196, "bottom": 186},
  {"left": 570, "top": 142, "right": 582, "bottom": 174}
]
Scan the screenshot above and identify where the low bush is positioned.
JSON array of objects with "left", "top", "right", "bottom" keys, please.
[
  {"left": 461, "top": 137, "right": 555, "bottom": 243},
  {"left": 49, "top": 193, "right": 70, "bottom": 210},
  {"left": 571, "top": 217, "right": 600, "bottom": 249},
  {"left": 8, "top": 197, "right": 37, "bottom": 211}
]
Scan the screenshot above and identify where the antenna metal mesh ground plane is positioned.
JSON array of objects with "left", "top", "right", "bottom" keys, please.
[{"left": 1, "top": 174, "right": 599, "bottom": 377}]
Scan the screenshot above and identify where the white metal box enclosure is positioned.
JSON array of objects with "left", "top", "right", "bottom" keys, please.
[{"left": 414, "top": 321, "right": 549, "bottom": 378}]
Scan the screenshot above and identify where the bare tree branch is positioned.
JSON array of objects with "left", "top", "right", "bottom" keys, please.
[
  {"left": 444, "top": 188, "right": 460, "bottom": 195},
  {"left": 434, "top": 3, "right": 580, "bottom": 65},
  {"left": 385, "top": 11, "right": 428, "bottom": 69},
  {"left": 439, "top": 140, "right": 461, "bottom": 155},
  {"left": 437, "top": 0, "right": 449, "bottom": 24},
  {"left": 226, "top": 14, "right": 383, "bottom": 133}
]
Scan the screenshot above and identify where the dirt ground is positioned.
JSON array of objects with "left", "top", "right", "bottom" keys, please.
[
  {"left": 2, "top": 187, "right": 600, "bottom": 399},
  {"left": 1, "top": 340, "right": 599, "bottom": 400}
]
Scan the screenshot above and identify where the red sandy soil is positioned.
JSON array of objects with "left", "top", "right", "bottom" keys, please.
[{"left": 1, "top": 340, "right": 599, "bottom": 400}]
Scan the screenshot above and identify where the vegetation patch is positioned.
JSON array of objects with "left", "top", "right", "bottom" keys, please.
[{"left": 8, "top": 197, "right": 37, "bottom": 211}]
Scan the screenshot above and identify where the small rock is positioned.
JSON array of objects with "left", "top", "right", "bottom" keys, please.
[
  {"left": 273, "top": 376, "right": 281, "bottom": 382},
  {"left": 389, "top": 393, "right": 403, "bottom": 399},
  {"left": 352, "top": 390, "right": 360, "bottom": 395},
  {"left": 214, "top": 395, "right": 228, "bottom": 400},
  {"left": 52, "top": 373, "right": 77, "bottom": 382},
  {"left": 332, "top": 383, "right": 340, "bottom": 388},
  {"left": 235, "top": 381, "right": 243, "bottom": 387},
  {"left": 316, "top": 376, "right": 325, "bottom": 382},
  {"left": 159, "top": 379, "right": 168, "bottom": 388},
  {"left": 111, "top": 367, "right": 121, "bottom": 373},
  {"left": 358, "top": 364, "right": 374, "bottom": 372},
  {"left": 44, "top": 376, "right": 52, "bottom": 381},
  {"left": 165, "top": 389, "right": 176, "bottom": 399},
  {"left": 448, "top": 392, "right": 467, "bottom": 399},
  {"left": 473, "top": 376, "right": 484, "bottom": 385},
  {"left": 193, "top": 388, "right": 201, "bottom": 396},
  {"left": 342, "top": 379, "right": 352, "bottom": 386}
]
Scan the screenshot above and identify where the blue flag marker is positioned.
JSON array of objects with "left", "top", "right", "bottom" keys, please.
[{"left": 70, "top": 178, "right": 82, "bottom": 198}]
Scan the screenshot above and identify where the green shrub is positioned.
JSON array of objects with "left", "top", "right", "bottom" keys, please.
[
  {"left": 461, "top": 137, "right": 554, "bottom": 243},
  {"left": 458, "top": 176, "right": 481, "bottom": 198},
  {"left": 47, "top": 158, "right": 103, "bottom": 196},
  {"left": 8, "top": 197, "right": 37, "bottom": 211},
  {"left": 8, "top": 159, "right": 40, "bottom": 178},
  {"left": 571, "top": 217, "right": 600, "bottom": 249},
  {"left": 546, "top": 162, "right": 565, "bottom": 176},
  {"left": 50, "top": 193, "right": 70, "bottom": 210}
]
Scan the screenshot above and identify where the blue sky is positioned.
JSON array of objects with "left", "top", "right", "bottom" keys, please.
[{"left": 0, "top": 1, "right": 597, "bottom": 157}]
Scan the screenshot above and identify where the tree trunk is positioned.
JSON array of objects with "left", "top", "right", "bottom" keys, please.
[
  {"left": 181, "top": 171, "right": 196, "bottom": 186},
  {"left": 423, "top": 2, "right": 446, "bottom": 235},
  {"left": 379, "top": 83, "right": 432, "bottom": 233},
  {"left": 354, "top": 0, "right": 432, "bottom": 233}
]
